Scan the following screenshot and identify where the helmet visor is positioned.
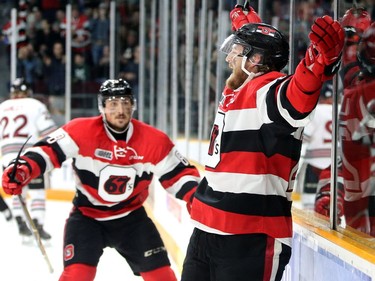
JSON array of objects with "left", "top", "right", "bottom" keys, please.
[
  {"left": 219, "top": 34, "right": 257, "bottom": 55},
  {"left": 220, "top": 34, "right": 238, "bottom": 54},
  {"left": 220, "top": 34, "right": 256, "bottom": 56},
  {"left": 219, "top": 34, "right": 264, "bottom": 65}
]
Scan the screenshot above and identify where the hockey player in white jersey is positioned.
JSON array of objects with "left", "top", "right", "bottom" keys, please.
[
  {"left": 0, "top": 78, "right": 57, "bottom": 240},
  {"left": 297, "top": 81, "right": 334, "bottom": 209}
]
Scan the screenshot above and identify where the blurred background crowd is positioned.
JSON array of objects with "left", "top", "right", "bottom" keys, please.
[{"left": 0, "top": 0, "right": 372, "bottom": 127}]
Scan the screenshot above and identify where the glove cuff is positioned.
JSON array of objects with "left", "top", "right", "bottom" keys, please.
[
  {"left": 294, "top": 60, "right": 322, "bottom": 92},
  {"left": 323, "top": 54, "right": 342, "bottom": 80},
  {"left": 20, "top": 156, "right": 41, "bottom": 179}
]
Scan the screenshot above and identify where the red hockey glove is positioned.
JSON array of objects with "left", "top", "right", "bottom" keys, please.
[
  {"left": 2, "top": 158, "right": 41, "bottom": 195},
  {"left": 230, "top": 6, "right": 249, "bottom": 31},
  {"left": 246, "top": 6, "right": 262, "bottom": 24},
  {"left": 305, "top": 16, "right": 345, "bottom": 81},
  {"left": 314, "top": 185, "right": 344, "bottom": 218},
  {"left": 230, "top": 4, "right": 261, "bottom": 31}
]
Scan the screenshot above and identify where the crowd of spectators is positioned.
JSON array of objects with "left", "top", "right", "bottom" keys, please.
[
  {"left": 0, "top": 0, "right": 141, "bottom": 101},
  {"left": 1, "top": 0, "right": 374, "bottom": 126}
]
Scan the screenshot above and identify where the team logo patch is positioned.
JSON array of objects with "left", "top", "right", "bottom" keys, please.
[
  {"left": 95, "top": 148, "right": 113, "bottom": 160},
  {"left": 114, "top": 145, "right": 127, "bottom": 159},
  {"left": 105, "top": 175, "right": 132, "bottom": 195},
  {"left": 256, "top": 26, "right": 276, "bottom": 37},
  {"left": 64, "top": 244, "right": 74, "bottom": 261}
]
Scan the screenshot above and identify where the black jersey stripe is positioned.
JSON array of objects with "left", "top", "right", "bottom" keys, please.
[
  {"left": 175, "top": 180, "right": 198, "bottom": 200},
  {"left": 266, "top": 78, "right": 311, "bottom": 122},
  {"left": 195, "top": 179, "right": 292, "bottom": 217},
  {"left": 221, "top": 125, "right": 302, "bottom": 160},
  {"left": 73, "top": 189, "right": 140, "bottom": 211},
  {"left": 159, "top": 162, "right": 197, "bottom": 182}
]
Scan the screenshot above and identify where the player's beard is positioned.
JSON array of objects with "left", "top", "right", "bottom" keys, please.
[{"left": 226, "top": 66, "right": 249, "bottom": 90}]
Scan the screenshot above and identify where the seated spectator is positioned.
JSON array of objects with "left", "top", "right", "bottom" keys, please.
[
  {"left": 33, "top": 19, "right": 63, "bottom": 58},
  {"left": 119, "top": 45, "right": 139, "bottom": 99},
  {"left": 90, "top": 3, "right": 109, "bottom": 66},
  {"left": 72, "top": 53, "right": 91, "bottom": 84},
  {"left": 42, "top": 41, "right": 66, "bottom": 126},
  {"left": 16, "top": 43, "right": 43, "bottom": 90},
  {"left": 93, "top": 44, "right": 110, "bottom": 84}
]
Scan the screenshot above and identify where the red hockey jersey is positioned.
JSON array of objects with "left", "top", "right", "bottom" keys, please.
[
  {"left": 191, "top": 67, "right": 321, "bottom": 242},
  {"left": 23, "top": 116, "right": 200, "bottom": 220},
  {"left": 340, "top": 79, "right": 375, "bottom": 201}
]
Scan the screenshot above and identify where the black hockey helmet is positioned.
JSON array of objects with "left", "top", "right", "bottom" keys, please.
[
  {"left": 220, "top": 23, "right": 289, "bottom": 71},
  {"left": 98, "top": 78, "right": 136, "bottom": 112},
  {"left": 10, "top": 77, "right": 32, "bottom": 97},
  {"left": 357, "top": 22, "right": 375, "bottom": 75}
]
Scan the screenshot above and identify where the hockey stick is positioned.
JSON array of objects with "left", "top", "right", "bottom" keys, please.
[
  {"left": 243, "top": 1, "right": 250, "bottom": 11},
  {"left": 236, "top": 0, "right": 250, "bottom": 10},
  {"left": 10, "top": 136, "right": 54, "bottom": 273}
]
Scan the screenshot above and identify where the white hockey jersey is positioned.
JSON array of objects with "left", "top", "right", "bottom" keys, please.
[
  {"left": 302, "top": 103, "right": 333, "bottom": 169},
  {"left": 0, "top": 97, "right": 57, "bottom": 166}
]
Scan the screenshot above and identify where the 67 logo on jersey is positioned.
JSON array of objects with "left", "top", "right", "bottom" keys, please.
[
  {"left": 98, "top": 165, "right": 136, "bottom": 202},
  {"left": 105, "top": 175, "right": 132, "bottom": 195}
]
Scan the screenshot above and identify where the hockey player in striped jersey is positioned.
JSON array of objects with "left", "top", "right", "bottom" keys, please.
[
  {"left": 316, "top": 22, "right": 375, "bottom": 236},
  {"left": 0, "top": 78, "right": 57, "bottom": 240},
  {"left": 181, "top": 4, "right": 345, "bottom": 281},
  {"left": 2, "top": 78, "right": 200, "bottom": 281},
  {"left": 339, "top": 7, "right": 371, "bottom": 89}
]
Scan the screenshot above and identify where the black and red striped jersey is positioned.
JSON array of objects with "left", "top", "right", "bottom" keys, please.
[
  {"left": 190, "top": 67, "right": 322, "bottom": 243},
  {"left": 22, "top": 116, "right": 200, "bottom": 220},
  {"left": 339, "top": 79, "right": 375, "bottom": 202}
]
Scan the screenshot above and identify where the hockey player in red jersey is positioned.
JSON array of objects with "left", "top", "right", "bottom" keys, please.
[
  {"left": 339, "top": 7, "right": 371, "bottom": 88},
  {"left": 181, "top": 5, "right": 344, "bottom": 281},
  {"left": 316, "top": 22, "right": 375, "bottom": 236},
  {"left": 2, "top": 78, "right": 200, "bottom": 281}
]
